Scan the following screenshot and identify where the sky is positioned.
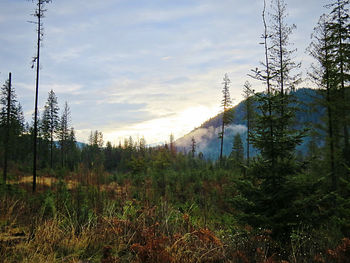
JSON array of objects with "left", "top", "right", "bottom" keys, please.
[{"left": 0, "top": 0, "right": 330, "bottom": 145}]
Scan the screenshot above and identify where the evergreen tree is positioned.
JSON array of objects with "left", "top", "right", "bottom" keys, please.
[
  {"left": 219, "top": 73, "right": 232, "bottom": 161},
  {"left": 32, "top": 0, "right": 52, "bottom": 192},
  {"left": 242, "top": 81, "right": 254, "bottom": 166},
  {"left": 191, "top": 136, "right": 196, "bottom": 158},
  {"left": 230, "top": 133, "right": 244, "bottom": 165},
  {"left": 0, "top": 74, "right": 24, "bottom": 183},
  {"left": 139, "top": 137, "right": 146, "bottom": 156},
  {"left": 104, "top": 141, "right": 114, "bottom": 171},
  {"left": 169, "top": 133, "right": 176, "bottom": 156},
  {"left": 83, "top": 130, "right": 104, "bottom": 170},
  {"left": 57, "top": 101, "right": 71, "bottom": 168},
  {"left": 326, "top": 0, "right": 350, "bottom": 166},
  {"left": 308, "top": 14, "right": 339, "bottom": 190},
  {"left": 269, "top": 0, "right": 301, "bottom": 94},
  {"left": 41, "top": 89, "right": 59, "bottom": 169},
  {"left": 66, "top": 128, "right": 79, "bottom": 170},
  {"left": 236, "top": 0, "right": 304, "bottom": 241},
  {"left": 0, "top": 77, "right": 24, "bottom": 140},
  {"left": 127, "top": 136, "right": 134, "bottom": 152}
]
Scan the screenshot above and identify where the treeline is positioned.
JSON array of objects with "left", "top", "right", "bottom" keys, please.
[
  {"left": 0, "top": 80, "right": 209, "bottom": 178},
  {"left": 0, "top": 85, "right": 78, "bottom": 174},
  {"left": 0, "top": 0, "right": 350, "bottom": 262}
]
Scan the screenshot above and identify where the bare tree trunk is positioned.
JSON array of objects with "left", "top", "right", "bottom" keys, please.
[
  {"left": 263, "top": 0, "right": 276, "bottom": 184},
  {"left": 327, "top": 84, "right": 336, "bottom": 190},
  {"left": 246, "top": 104, "right": 250, "bottom": 166},
  {"left": 33, "top": 0, "right": 42, "bottom": 193},
  {"left": 50, "top": 132, "right": 53, "bottom": 169},
  {"left": 3, "top": 72, "right": 11, "bottom": 184},
  {"left": 220, "top": 117, "right": 225, "bottom": 161}
]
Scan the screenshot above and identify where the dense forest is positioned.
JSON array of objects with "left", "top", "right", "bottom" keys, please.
[{"left": 1, "top": 0, "right": 350, "bottom": 262}]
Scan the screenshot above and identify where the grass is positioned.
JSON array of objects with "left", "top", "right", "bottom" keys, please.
[{"left": 1, "top": 170, "right": 349, "bottom": 263}]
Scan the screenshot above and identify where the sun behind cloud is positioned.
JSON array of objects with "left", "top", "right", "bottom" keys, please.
[{"left": 104, "top": 105, "right": 220, "bottom": 145}]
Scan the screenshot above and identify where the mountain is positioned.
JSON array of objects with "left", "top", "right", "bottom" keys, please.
[{"left": 175, "top": 88, "right": 324, "bottom": 160}]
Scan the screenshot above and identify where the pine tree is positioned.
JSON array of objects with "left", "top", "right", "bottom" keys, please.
[
  {"left": 269, "top": 0, "right": 301, "bottom": 93},
  {"left": 57, "top": 101, "right": 71, "bottom": 168},
  {"left": 84, "top": 130, "right": 104, "bottom": 170},
  {"left": 104, "top": 141, "right": 114, "bottom": 171},
  {"left": 89, "top": 130, "right": 104, "bottom": 148},
  {"left": 230, "top": 133, "right": 244, "bottom": 165},
  {"left": 326, "top": 0, "right": 350, "bottom": 166},
  {"left": 219, "top": 73, "right": 232, "bottom": 161},
  {"left": 236, "top": 0, "right": 304, "bottom": 241},
  {"left": 191, "top": 136, "right": 196, "bottom": 158},
  {"left": 169, "top": 133, "right": 176, "bottom": 156},
  {"left": 249, "top": 0, "right": 274, "bottom": 165},
  {"left": 41, "top": 89, "right": 59, "bottom": 169},
  {"left": 308, "top": 14, "right": 339, "bottom": 190},
  {"left": 32, "top": 0, "right": 52, "bottom": 192},
  {"left": 139, "top": 137, "right": 147, "bottom": 157},
  {"left": 0, "top": 73, "right": 24, "bottom": 183},
  {"left": 66, "top": 128, "right": 79, "bottom": 170},
  {"left": 242, "top": 81, "right": 254, "bottom": 166}
]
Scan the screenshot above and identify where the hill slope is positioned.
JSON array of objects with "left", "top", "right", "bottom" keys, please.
[{"left": 175, "top": 88, "right": 323, "bottom": 159}]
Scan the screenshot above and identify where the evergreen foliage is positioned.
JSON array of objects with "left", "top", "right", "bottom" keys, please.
[
  {"left": 234, "top": 0, "right": 305, "bottom": 242},
  {"left": 242, "top": 81, "right": 254, "bottom": 166},
  {"left": 219, "top": 73, "right": 233, "bottom": 161},
  {"left": 230, "top": 133, "right": 244, "bottom": 166},
  {"left": 191, "top": 136, "right": 196, "bottom": 158},
  {"left": 308, "top": 14, "right": 341, "bottom": 190},
  {"left": 0, "top": 76, "right": 24, "bottom": 182},
  {"left": 1, "top": 1, "right": 350, "bottom": 262},
  {"left": 326, "top": 0, "right": 350, "bottom": 167},
  {"left": 0, "top": 79, "right": 24, "bottom": 139},
  {"left": 41, "top": 90, "right": 59, "bottom": 169},
  {"left": 57, "top": 102, "right": 73, "bottom": 168}
]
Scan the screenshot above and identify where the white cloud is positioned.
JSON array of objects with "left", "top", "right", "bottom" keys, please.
[
  {"left": 103, "top": 105, "right": 220, "bottom": 145},
  {"left": 0, "top": 0, "right": 328, "bottom": 144},
  {"left": 48, "top": 45, "right": 92, "bottom": 64},
  {"left": 175, "top": 124, "right": 247, "bottom": 153}
]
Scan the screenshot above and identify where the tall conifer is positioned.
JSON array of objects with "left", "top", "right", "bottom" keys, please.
[
  {"left": 32, "top": 0, "right": 52, "bottom": 192},
  {"left": 41, "top": 89, "right": 59, "bottom": 169},
  {"left": 0, "top": 74, "right": 23, "bottom": 183},
  {"left": 326, "top": 0, "right": 350, "bottom": 165},
  {"left": 236, "top": 0, "right": 304, "bottom": 241},
  {"left": 308, "top": 14, "right": 339, "bottom": 190},
  {"left": 219, "top": 74, "right": 232, "bottom": 161}
]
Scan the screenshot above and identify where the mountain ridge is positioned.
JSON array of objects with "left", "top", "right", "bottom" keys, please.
[{"left": 175, "top": 88, "right": 323, "bottom": 159}]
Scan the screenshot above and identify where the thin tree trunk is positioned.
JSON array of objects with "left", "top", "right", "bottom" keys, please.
[
  {"left": 61, "top": 144, "right": 64, "bottom": 168},
  {"left": 33, "top": 1, "right": 41, "bottom": 193},
  {"left": 263, "top": 0, "right": 275, "bottom": 182},
  {"left": 50, "top": 132, "right": 53, "bottom": 169},
  {"left": 278, "top": 0, "right": 284, "bottom": 99},
  {"left": 220, "top": 114, "right": 225, "bottom": 161},
  {"left": 246, "top": 104, "right": 250, "bottom": 166},
  {"left": 324, "top": 36, "right": 336, "bottom": 189},
  {"left": 327, "top": 84, "right": 336, "bottom": 190},
  {"left": 3, "top": 72, "right": 11, "bottom": 184}
]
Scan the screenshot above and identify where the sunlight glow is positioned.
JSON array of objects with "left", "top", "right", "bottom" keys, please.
[{"left": 104, "top": 105, "right": 220, "bottom": 145}]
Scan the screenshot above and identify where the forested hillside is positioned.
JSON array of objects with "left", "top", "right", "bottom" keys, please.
[
  {"left": 0, "top": 0, "right": 350, "bottom": 262},
  {"left": 175, "top": 88, "right": 324, "bottom": 159}
]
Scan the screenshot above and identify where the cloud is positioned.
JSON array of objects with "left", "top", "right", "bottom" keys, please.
[
  {"left": 175, "top": 124, "right": 247, "bottom": 153},
  {"left": 48, "top": 45, "right": 92, "bottom": 64},
  {"left": 102, "top": 105, "right": 219, "bottom": 145},
  {"left": 0, "top": 0, "right": 328, "bottom": 144},
  {"left": 161, "top": 56, "right": 173, "bottom": 61}
]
